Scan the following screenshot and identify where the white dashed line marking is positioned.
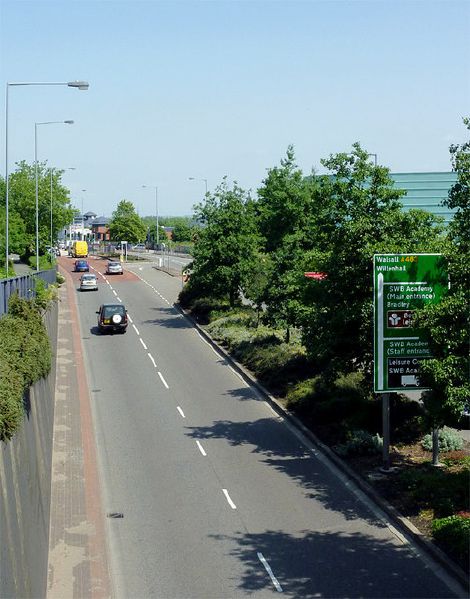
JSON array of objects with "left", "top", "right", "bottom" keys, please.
[
  {"left": 116, "top": 297, "right": 122, "bottom": 302},
  {"left": 148, "top": 353, "right": 157, "bottom": 368},
  {"left": 196, "top": 441, "right": 207, "bottom": 456},
  {"left": 257, "top": 553, "right": 283, "bottom": 592},
  {"left": 112, "top": 289, "right": 117, "bottom": 296},
  {"left": 140, "top": 338, "right": 148, "bottom": 350},
  {"left": 222, "top": 489, "right": 236, "bottom": 509},
  {"left": 127, "top": 315, "right": 133, "bottom": 324},
  {"left": 177, "top": 406, "right": 185, "bottom": 418},
  {"left": 132, "top": 324, "right": 139, "bottom": 335},
  {"left": 158, "top": 372, "right": 169, "bottom": 389}
]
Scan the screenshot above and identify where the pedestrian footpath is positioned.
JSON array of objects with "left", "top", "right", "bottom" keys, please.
[{"left": 47, "top": 270, "right": 111, "bottom": 598}]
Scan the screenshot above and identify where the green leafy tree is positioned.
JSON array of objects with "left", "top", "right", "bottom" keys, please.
[
  {"left": 190, "top": 178, "right": 261, "bottom": 306},
  {"left": 418, "top": 118, "right": 470, "bottom": 428},
  {"left": 172, "top": 222, "right": 192, "bottom": 242},
  {"left": 0, "top": 161, "right": 74, "bottom": 263},
  {"left": 255, "top": 147, "right": 319, "bottom": 340},
  {"left": 108, "top": 200, "right": 147, "bottom": 243},
  {"left": 299, "top": 143, "right": 445, "bottom": 379}
]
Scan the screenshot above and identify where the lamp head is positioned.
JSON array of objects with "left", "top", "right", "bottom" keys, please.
[
  {"left": 68, "top": 81, "right": 89, "bottom": 90},
  {"left": 64, "top": 120, "right": 74, "bottom": 124}
]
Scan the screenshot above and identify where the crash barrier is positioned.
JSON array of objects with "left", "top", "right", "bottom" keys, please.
[
  {"left": 0, "top": 268, "right": 57, "bottom": 317},
  {"left": 0, "top": 302, "right": 58, "bottom": 598}
]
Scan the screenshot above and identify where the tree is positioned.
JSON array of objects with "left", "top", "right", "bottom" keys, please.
[
  {"left": 0, "top": 161, "right": 75, "bottom": 263},
  {"left": 417, "top": 118, "right": 470, "bottom": 437},
  {"left": 255, "top": 146, "right": 319, "bottom": 340},
  {"left": 299, "top": 143, "right": 445, "bottom": 379},
  {"left": 108, "top": 200, "right": 147, "bottom": 243},
  {"left": 190, "top": 179, "right": 261, "bottom": 306},
  {"left": 172, "top": 222, "right": 192, "bottom": 242}
]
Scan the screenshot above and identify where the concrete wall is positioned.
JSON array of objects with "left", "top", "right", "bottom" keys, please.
[{"left": 0, "top": 303, "right": 58, "bottom": 599}]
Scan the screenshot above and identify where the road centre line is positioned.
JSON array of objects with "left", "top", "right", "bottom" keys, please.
[
  {"left": 257, "top": 553, "right": 283, "bottom": 593},
  {"left": 158, "top": 371, "right": 169, "bottom": 389},
  {"left": 127, "top": 315, "right": 133, "bottom": 324},
  {"left": 116, "top": 297, "right": 122, "bottom": 302},
  {"left": 196, "top": 441, "right": 207, "bottom": 456},
  {"left": 112, "top": 289, "right": 117, "bottom": 296},
  {"left": 140, "top": 338, "right": 148, "bottom": 350},
  {"left": 148, "top": 353, "right": 157, "bottom": 368},
  {"left": 222, "top": 489, "right": 237, "bottom": 509},
  {"left": 177, "top": 406, "right": 185, "bottom": 418},
  {"left": 132, "top": 324, "right": 140, "bottom": 335}
]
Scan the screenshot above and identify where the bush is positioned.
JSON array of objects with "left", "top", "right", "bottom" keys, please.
[
  {"left": 398, "top": 465, "right": 469, "bottom": 517},
  {"left": 421, "top": 428, "right": 464, "bottom": 452},
  {"left": 334, "top": 429, "right": 383, "bottom": 457},
  {"left": 0, "top": 294, "right": 53, "bottom": 441},
  {"left": 432, "top": 514, "right": 470, "bottom": 569}
]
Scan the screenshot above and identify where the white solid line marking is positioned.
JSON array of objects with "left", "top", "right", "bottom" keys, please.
[
  {"left": 148, "top": 353, "right": 157, "bottom": 368},
  {"left": 222, "top": 489, "right": 236, "bottom": 509},
  {"left": 177, "top": 406, "right": 185, "bottom": 418},
  {"left": 133, "top": 324, "right": 140, "bottom": 335},
  {"left": 140, "top": 338, "right": 148, "bottom": 350},
  {"left": 196, "top": 441, "right": 207, "bottom": 456},
  {"left": 158, "top": 372, "right": 169, "bottom": 388},
  {"left": 257, "top": 553, "right": 282, "bottom": 592},
  {"left": 197, "top": 331, "right": 210, "bottom": 345}
]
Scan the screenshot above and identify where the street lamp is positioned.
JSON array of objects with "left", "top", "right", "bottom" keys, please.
[
  {"left": 50, "top": 166, "right": 75, "bottom": 251},
  {"left": 35, "top": 120, "right": 74, "bottom": 271},
  {"left": 142, "top": 185, "right": 159, "bottom": 247},
  {"left": 189, "top": 177, "right": 208, "bottom": 194},
  {"left": 4, "top": 80, "right": 88, "bottom": 276}
]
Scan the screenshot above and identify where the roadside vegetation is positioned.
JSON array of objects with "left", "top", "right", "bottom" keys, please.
[
  {"left": 179, "top": 120, "right": 469, "bottom": 570},
  {"left": 0, "top": 286, "right": 56, "bottom": 442}
]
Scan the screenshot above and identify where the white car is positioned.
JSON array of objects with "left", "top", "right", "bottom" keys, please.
[
  {"left": 79, "top": 273, "right": 98, "bottom": 291},
  {"left": 131, "top": 244, "right": 146, "bottom": 251},
  {"left": 106, "top": 261, "right": 123, "bottom": 275}
]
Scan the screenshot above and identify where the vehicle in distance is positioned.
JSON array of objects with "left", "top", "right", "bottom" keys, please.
[
  {"left": 71, "top": 240, "right": 88, "bottom": 258},
  {"left": 131, "top": 243, "right": 146, "bottom": 251},
  {"left": 79, "top": 273, "right": 98, "bottom": 291},
  {"left": 106, "top": 261, "right": 123, "bottom": 275},
  {"left": 96, "top": 303, "right": 128, "bottom": 333},
  {"left": 74, "top": 259, "right": 90, "bottom": 272}
]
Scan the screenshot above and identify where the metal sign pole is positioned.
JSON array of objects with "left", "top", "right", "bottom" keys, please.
[{"left": 382, "top": 393, "right": 390, "bottom": 471}]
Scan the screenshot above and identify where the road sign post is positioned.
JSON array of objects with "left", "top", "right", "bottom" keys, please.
[{"left": 373, "top": 253, "right": 447, "bottom": 393}]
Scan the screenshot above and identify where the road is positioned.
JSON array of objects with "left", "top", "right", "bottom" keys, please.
[{"left": 67, "top": 255, "right": 463, "bottom": 598}]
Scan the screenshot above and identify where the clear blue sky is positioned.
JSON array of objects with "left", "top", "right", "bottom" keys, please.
[{"left": 1, "top": 0, "right": 469, "bottom": 218}]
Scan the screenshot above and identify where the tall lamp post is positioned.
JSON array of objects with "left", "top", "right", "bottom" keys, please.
[
  {"left": 50, "top": 166, "right": 75, "bottom": 251},
  {"left": 189, "top": 176, "right": 208, "bottom": 195},
  {"left": 35, "top": 120, "right": 74, "bottom": 271},
  {"left": 142, "top": 185, "right": 159, "bottom": 248},
  {"left": 4, "top": 80, "right": 88, "bottom": 277}
]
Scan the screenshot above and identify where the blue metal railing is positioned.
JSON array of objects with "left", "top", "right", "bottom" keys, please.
[{"left": 0, "top": 268, "right": 57, "bottom": 317}]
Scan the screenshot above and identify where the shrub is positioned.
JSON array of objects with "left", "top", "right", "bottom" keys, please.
[
  {"left": 56, "top": 272, "right": 65, "bottom": 285},
  {"left": 432, "top": 514, "right": 470, "bottom": 569},
  {"left": 0, "top": 357, "right": 24, "bottom": 441},
  {"left": 398, "top": 465, "right": 469, "bottom": 517},
  {"left": 334, "top": 429, "right": 383, "bottom": 457},
  {"left": 0, "top": 295, "right": 53, "bottom": 442},
  {"left": 421, "top": 428, "right": 464, "bottom": 452}
]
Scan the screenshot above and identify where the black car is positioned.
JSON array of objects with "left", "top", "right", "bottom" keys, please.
[{"left": 96, "top": 303, "right": 128, "bottom": 334}]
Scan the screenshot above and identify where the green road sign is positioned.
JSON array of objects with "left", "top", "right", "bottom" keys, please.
[{"left": 373, "top": 253, "right": 447, "bottom": 393}]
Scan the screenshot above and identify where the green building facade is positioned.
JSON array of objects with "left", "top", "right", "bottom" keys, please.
[{"left": 390, "top": 172, "right": 457, "bottom": 224}]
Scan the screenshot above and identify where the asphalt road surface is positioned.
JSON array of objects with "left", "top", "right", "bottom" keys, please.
[{"left": 67, "top": 255, "right": 463, "bottom": 599}]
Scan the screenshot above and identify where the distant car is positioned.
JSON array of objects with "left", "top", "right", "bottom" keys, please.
[
  {"left": 96, "top": 303, "right": 128, "bottom": 333},
  {"left": 79, "top": 273, "right": 98, "bottom": 291},
  {"left": 106, "top": 261, "right": 123, "bottom": 275},
  {"left": 131, "top": 243, "right": 146, "bottom": 251},
  {"left": 74, "top": 259, "right": 89, "bottom": 272}
]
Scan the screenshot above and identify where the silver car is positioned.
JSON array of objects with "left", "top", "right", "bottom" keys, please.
[
  {"left": 79, "top": 273, "right": 98, "bottom": 291},
  {"left": 106, "top": 261, "right": 123, "bottom": 275}
]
